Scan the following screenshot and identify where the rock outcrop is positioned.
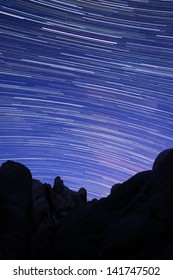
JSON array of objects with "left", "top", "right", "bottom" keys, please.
[
  {"left": 32, "top": 177, "right": 87, "bottom": 258},
  {"left": 0, "top": 160, "right": 32, "bottom": 259},
  {"left": 0, "top": 148, "right": 173, "bottom": 259}
]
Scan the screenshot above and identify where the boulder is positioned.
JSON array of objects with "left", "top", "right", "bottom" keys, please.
[{"left": 0, "top": 160, "right": 32, "bottom": 259}]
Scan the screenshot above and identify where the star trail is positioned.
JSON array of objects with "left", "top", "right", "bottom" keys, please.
[{"left": 0, "top": 0, "right": 173, "bottom": 199}]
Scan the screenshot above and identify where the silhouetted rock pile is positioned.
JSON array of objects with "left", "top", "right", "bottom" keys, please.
[{"left": 0, "top": 149, "right": 173, "bottom": 259}]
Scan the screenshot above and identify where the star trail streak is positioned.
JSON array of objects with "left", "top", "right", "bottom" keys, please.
[{"left": 0, "top": 0, "right": 173, "bottom": 199}]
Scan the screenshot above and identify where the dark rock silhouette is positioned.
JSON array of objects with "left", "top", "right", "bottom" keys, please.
[
  {"left": 32, "top": 177, "right": 87, "bottom": 258},
  {"left": 0, "top": 160, "right": 32, "bottom": 259},
  {"left": 0, "top": 148, "right": 173, "bottom": 259}
]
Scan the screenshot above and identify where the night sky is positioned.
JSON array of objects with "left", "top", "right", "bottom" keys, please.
[{"left": 0, "top": 0, "right": 173, "bottom": 199}]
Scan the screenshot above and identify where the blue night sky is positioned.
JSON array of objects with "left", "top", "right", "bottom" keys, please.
[{"left": 0, "top": 0, "right": 173, "bottom": 199}]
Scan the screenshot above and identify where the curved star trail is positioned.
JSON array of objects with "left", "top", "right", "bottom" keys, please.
[{"left": 0, "top": 0, "right": 173, "bottom": 199}]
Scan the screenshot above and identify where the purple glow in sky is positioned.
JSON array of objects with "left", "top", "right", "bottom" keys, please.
[{"left": 0, "top": 0, "right": 173, "bottom": 199}]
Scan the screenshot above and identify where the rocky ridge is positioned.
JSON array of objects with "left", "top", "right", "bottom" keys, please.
[{"left": 0, "top": 149, "right": 173, "bottom": 259}]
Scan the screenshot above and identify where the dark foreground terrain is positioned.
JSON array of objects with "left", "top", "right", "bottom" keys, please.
[{"left": 0, "top": 148, "right": 173, "bottom": 259}]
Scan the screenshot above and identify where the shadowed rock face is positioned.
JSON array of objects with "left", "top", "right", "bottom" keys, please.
[
  {"left": 0, "top": 160, "right": 32, "bottom": 259},
  {"left": 31, "top": 176, "right": 87, "bottom": 258},
  {"left": 0, "top": 149, "right": 173, "bottom": 259}
]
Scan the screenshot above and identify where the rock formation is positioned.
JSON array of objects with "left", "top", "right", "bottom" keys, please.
[
  {"left": 0, "top": 148, "right": 173, "bottom": 259},
  {"left": 0, "top": 160, "right": 32, "bottom": 259},
  {"left": 32, "top": 177, "right": 87, "bottom": 258}
]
